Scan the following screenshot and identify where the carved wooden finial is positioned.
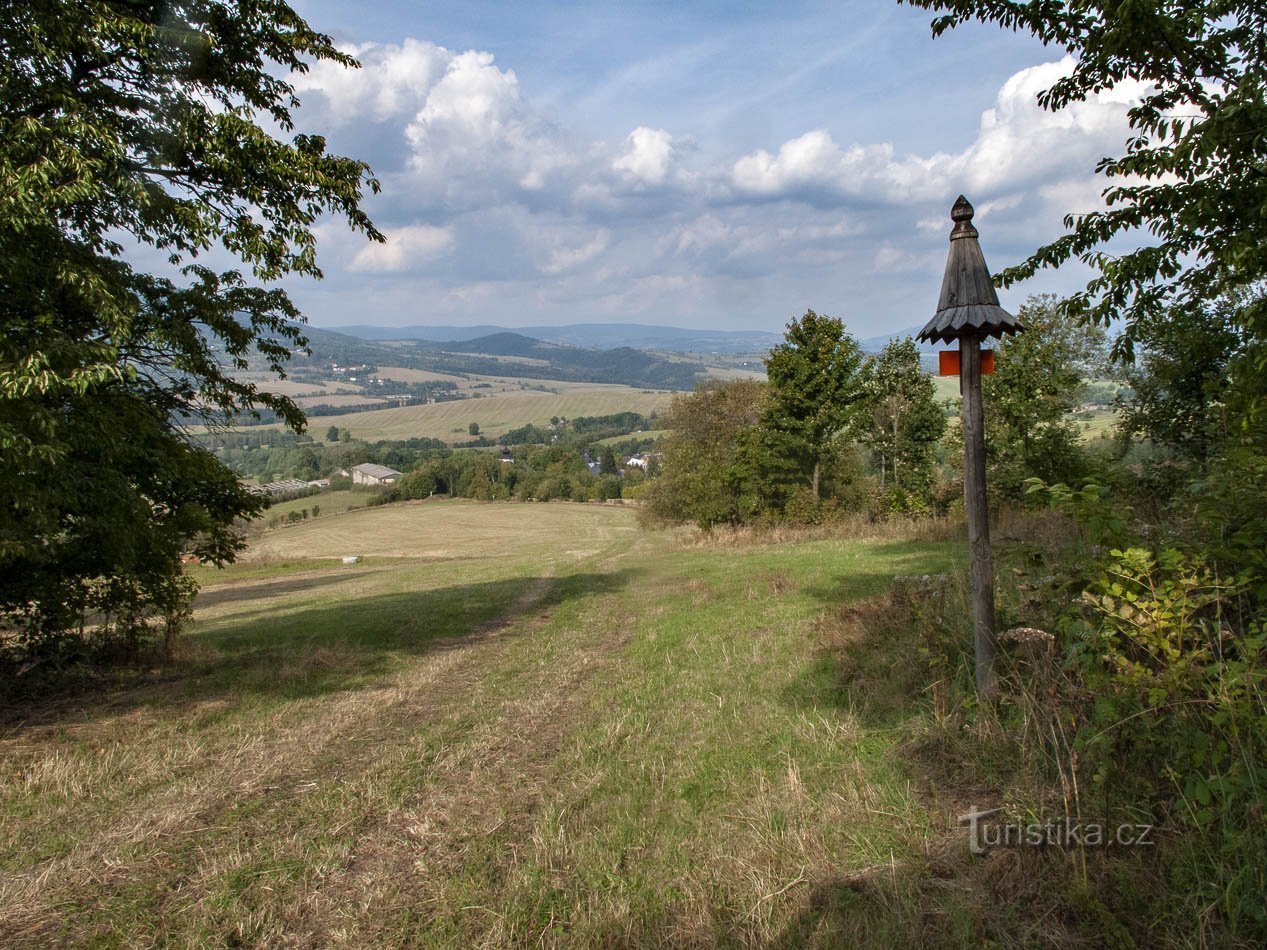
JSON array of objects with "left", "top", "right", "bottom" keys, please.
[
  {"left": 950, "top": 195, "right": 978, "bottom": 240},
  {"left": 916, "top": 195, "right": 1022, "bottom": 344}
]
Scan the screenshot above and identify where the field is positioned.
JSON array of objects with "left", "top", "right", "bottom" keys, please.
[
  {"left": 1075, "top": 408, "right": 1119, "bottom": 440},
  {"left": 595, "top": 428, "right": 669, "bottom": 446},
  {"left": 0, "top": 499, "right": 1068, "bottom": 947},
  {"left": 292, "top": 393, "right": 390, "bottom": 409},
  {"left": 257, "top": 489, "right": 381, "bottom": 522},
  {"left": 283, "top": 387, "right": 676, "bottom": 442},
  {"left": 247, "top": 500, "right": 635, "bottom": 562}
]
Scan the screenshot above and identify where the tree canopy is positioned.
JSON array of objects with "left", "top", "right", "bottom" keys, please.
[
  {"left": 861, "top": 337, "right": 946, "bottom": 510},
  {"left": 763, "top": 310, "right": 866, "bottom": 499},
  {"left": 0, "top": 0, "right": 381, "bottom": 659},
  {"left": 981, "top": 295, "right": 1107, "bottom": 498},
  {"left": 903, "top": 1, "right": 1267, "bottom": 359}
]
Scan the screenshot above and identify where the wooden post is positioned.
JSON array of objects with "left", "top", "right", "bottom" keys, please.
[
  {"left": 916, "top": 196, "right": 1020, "bottom": 700},
  {"left": 960, "top": 334, "right": 997, "bottom": 699}
]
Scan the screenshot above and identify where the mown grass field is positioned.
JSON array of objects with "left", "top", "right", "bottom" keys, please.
[
  {"left": 257, "top": 489, "right": 381, "bottom": 522},
  {"left": 286, "top": 388, "right": 676, "bottom": 442},
  {"left": 2, "top": 500, "right": 1097, "bottom": 946}
]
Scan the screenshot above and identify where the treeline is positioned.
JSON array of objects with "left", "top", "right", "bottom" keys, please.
[
  {"left": 500, "top": 411, "right": 655, "bottom": 446},
  {"left": 644, "top": 298, "right": 1113, "bottom": 528},
  {"left": 198, "top": 430, "right": 448, "bottom": 482},
  {"left": 644, "top": 310, "right": 948, "bottom": 526},
  {"left": 198, "top": 424, "right": 663, "bottom": 501},
  {"left": 391, "top": 445, "right": 649, "bottom": 503}
]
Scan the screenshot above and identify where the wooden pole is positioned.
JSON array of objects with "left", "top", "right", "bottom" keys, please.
[{"left": 960, "top": 334, "right": 997, "bottom": 699}]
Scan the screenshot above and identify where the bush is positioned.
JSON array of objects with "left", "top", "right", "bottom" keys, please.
[
  {"left": 0, "top": 571, "right": 195, "bottom": 696},
  {"left": 996, "top": 482, "right": 1267, "bottom": 940}
]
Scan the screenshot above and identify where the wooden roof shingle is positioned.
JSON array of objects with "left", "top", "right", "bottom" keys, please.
[{"left": 917, "top": 196, "right": 1023, "bottom": 344}]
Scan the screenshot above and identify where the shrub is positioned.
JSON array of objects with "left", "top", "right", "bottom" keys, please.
[{"left": 1002, "top": 481, "right": 1267, "bottom": 939}]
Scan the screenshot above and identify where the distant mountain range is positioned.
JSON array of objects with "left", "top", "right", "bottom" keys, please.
[
  {"left": 321, "top": 321, "right": 938, "bottom": 355},
  {"left": 286, "top": 326, "right": 704, "bottom": 391},
  {"left": 322, "top": 322, "right": 784, "bottom": 354}
]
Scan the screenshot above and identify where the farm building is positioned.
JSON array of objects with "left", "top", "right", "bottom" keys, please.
[
  {"left": 246, "top": 478, "right": 312, "bottom": 498},
  {"left": 351, "top": 463, "right": 403, "bottom": 486}
]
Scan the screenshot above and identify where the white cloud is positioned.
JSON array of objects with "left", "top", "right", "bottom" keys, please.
[
  {"left": 288, "top": 41, "right": 1148, "bottom": 332},
  {"left": 729, "top": 57, "right": 1142, "bottom": 207},
  {"left": 292, "top": 38, "right": 447, "bottom": 123},
  {"left": 732, "top": 131, "right": 890, "bottom": 198},
  {"left": 348, "top": 224, "right": 452, "bottom": 272},
  {"left": 613, "top": 127, "right": 675, "bottom": 186},
  {"left": 544, "top": 230, "right": 611, "bottom": 275},
  {"left": 402, "top": 49, "right": 574, "bottom": 193},
  {"left": 296, "top": 40, "right": 578, "bottom": 209}
]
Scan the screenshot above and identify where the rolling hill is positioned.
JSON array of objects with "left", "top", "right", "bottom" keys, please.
[
  {"left": 284, "top": 327, "right": 703, "bottom": 391},
  {"left": 323, "top": 321, "right": 784, "bottom": 354}
]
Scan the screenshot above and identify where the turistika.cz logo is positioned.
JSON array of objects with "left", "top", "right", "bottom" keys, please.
[{"left": 959, "top": 806, "right": 1155, "bottom": 855}]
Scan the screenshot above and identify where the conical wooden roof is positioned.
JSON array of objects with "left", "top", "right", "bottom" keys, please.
[{"left": 917, "top": 196, "right": 1023, "bottom": 344}]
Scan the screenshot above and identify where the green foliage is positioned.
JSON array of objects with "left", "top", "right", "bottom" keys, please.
[
  {"left": 1118, "top": 293, "right": 1250, "bottom": 465},
  {"left": 903, "top": 1, "right": 1267, "bottom": 361},
  {"left": 861, "top": 337, "right": 946, "bottom": 510},
  {"left": 501, "top": 412, "right": 650, "bottom": 447},
  {"left": 983, "top": 295, "right": 1107, "bottom": 498},
  {"left": 468, "top": 421, "right": 480, "bottom": 437},
  {"left": 644, "top": 380, "right": 774, "bottom": 528},
  {"left": 393, "top": 443, "right": 629, "bottom": 505},
  {"left": 1003, "top": 478, "right": 1267, "bottom": 939},
  {"left": 1064, "top": 549, "right": 1264, "bottom": 936},
  {"left": 1025, "top": 478, "right": 1131, "bottom": 550},
  {"left": 599, "top": 447, "right": 619, "bottom": 475},
  {"left": 764, "top": 310, "right": 867, "bottom": 498},
  {"left": 0, "top": 0, "right": 379, "bottom": 666}
]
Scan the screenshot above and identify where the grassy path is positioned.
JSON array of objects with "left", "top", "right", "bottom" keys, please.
[{"left": 0, "top": 503, "right": 985, "bottom": 946}]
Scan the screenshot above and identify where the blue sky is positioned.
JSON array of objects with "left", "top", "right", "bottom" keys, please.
[{"left": 282, "top": 1, "right": 1139, "bottom": 337}]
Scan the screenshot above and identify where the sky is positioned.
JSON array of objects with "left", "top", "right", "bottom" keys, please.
[{"left": 278, "top": 0, "right": 1140, "bottom": 337}]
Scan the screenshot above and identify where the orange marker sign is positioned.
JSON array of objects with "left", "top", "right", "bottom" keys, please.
[{"left": 939, "top": 349, "right": 994, "bottom": 376}]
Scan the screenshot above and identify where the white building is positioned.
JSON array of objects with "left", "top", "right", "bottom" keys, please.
[{"left": 351, "top": 463, "right": 402, "bottom": 486}]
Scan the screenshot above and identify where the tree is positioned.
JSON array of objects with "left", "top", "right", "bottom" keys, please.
[
  {"left": 645, "top": 380, "right": 773, "bottom": 528},
  {"left": 326, "top": 425, "right": 340, "bottom": 442},
  {"left": 0, "top": 1, "right": 381, "bottom": 659},
  {"left": 599, "top": 447, "right": 619, "bottom": 475},
  {"left": 1118, "top": 293, "right": 1250, "bottom": 465},
  {"left": 902, "top": 2, "right": 1267, "bottom": 362},
  {"left": 468, "top": 422, "right": 480, "bottom": 437},
  {"left": 763, "top": 310, "right": 867, "bottom": 499},
  {"left": 981, "top": 295, "right": 1108, "bottom": 498},
  {"left": 861, "top": 338, "right": 946, "bottom": 509}
]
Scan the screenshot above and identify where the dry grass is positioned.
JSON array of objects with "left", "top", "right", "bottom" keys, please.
[
  {"left": 676, "top": 513, "right": 960, "bottom": 550},
  {"left": 0, "top": 501, "right": 1111, "bottom": 946},
  {"left": 245, "top": 498, "right": 638, "bottom": 562}
]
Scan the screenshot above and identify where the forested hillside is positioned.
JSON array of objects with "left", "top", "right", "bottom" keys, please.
[{"left": 281, "top": 327, "right": 703, "bottom": 391}]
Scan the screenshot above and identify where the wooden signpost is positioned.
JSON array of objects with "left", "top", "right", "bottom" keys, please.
[{"left": 917, "top": 196, "right": 1023, "bottom": 699}]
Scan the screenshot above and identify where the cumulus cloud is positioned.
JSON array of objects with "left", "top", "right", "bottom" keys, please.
[
  {"left": 613, "top": 127, "right": 675, "bottom": 186},
  {"left": 348, "top": 224, "right": 452, "bottom": 272},
  {"left": 287, "top": 41, "right": 1144, "bottom": 330},
  {"left": 729, "top": 57, "right": 1142, "bottom": 208},
  {"left": 544, "top": 230, "right": 611, "bottom": 275},
  {"left": 296, "top": 40, "right": 578, "bottom": 210}
]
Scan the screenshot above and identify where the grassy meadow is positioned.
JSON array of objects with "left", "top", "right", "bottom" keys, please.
[
  {"left": 0, "top": 500, "right": 1114, "bottom": 946},
  {"left": 258, "top": 489, "right": 380, "bottom": 522}
]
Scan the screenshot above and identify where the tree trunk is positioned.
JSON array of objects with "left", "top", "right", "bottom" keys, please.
[
  {"left": 811, "top": 461, "right": 821, "bottom": 500},
  {"left": 892, "top": 412, "right": 900, "bottom": 488}
]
